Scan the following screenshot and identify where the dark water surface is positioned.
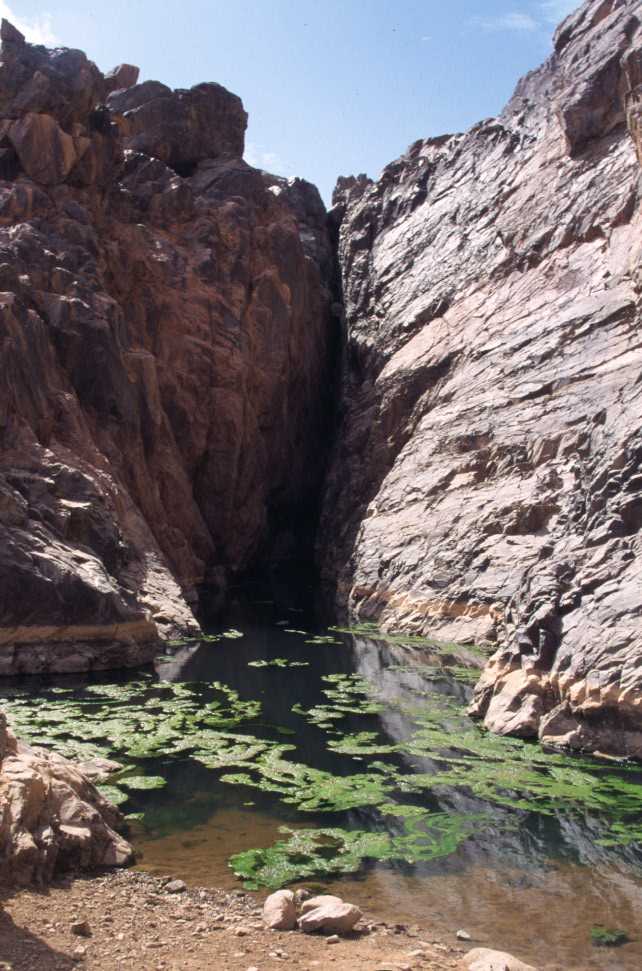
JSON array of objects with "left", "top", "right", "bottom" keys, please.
[{"left": 4, "top": 586, "right": 642, "bottom": 969}]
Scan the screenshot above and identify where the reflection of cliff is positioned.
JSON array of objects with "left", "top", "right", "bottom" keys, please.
[
  {"left": 347, "top": 634, "right": 642, "bottom": 876},
  {"left": 319, "top": 0, "right": 642, "bottom": 759},
  {"left": 0, "top": 21, "right": 338, "bottom": 674}
]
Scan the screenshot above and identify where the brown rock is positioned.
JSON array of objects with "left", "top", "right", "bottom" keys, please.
[
  {"left": 105, "top": 63, "right": 140, "bottom": 93},
  {"left": 319, "top": 0, "right": 642, "bottom": 759},
  {"left": 107, "top": 80, "right": 247, "bottom": 170},
  {"left": 0, "top": 27, "right": 338, "bottom": 671},
  {"left": 262, "top": 890, "right": 297, "bottom": 931},
  {"left": 298, "top": 895, "right": 362, "bottom": 935},
  {"left": 8, "top": 112, "right": 77, "bottom": 183},
  {"left": 1, "top": 18, "right": 25, "bottom": 45}
]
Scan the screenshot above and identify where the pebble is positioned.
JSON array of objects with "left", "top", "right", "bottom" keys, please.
[
  {"left": 70, "top": 919, "right": 91, "bottom": 937},
  {"left": 456, "top": 929, "right": 472, "bottom": 940},
  {"left": 165, "top": 879, "right": 187, "bottom": 894},
  {"left": 326, "top": 934, "right": 340, "bottom": 945}
]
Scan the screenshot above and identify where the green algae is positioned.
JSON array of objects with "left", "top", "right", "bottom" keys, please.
[
  {"left": 248, "top": 658, "right": 310, "bottom": 668},
  {"left": 97, "top": 784, "right": 129, "bottom": 807},
  {"left": 229, "top": 805, "right": 478, "bottom": 889},
  {"left": 119, "top": 775, "right": 166, "bottom": 791}
]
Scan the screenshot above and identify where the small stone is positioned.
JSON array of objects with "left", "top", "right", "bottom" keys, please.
[
  {"left": 234, "top": 926, "right": 249, "bottom": 937},
  {"left": 70, "top": 920, "right": 91, "bottom": 937},
  {"left": 326, "top": 935, "right": 340, "bottom": 945},
  {"left": 165, "top": 879, "right": 187, "bottom": 894},
  {"left": 457, "top": 930, "right": 472, "bottom": 941}
]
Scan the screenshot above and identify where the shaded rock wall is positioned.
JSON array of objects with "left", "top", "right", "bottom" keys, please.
[
  {"left": 320, "top": 0, "right": 642, "bottom": 757},
  {"left": 0, "top": 22, "right": 339, "bottom": 673},
  {"left": 0, "top": 711, "right": 132, "bottom": 884}
]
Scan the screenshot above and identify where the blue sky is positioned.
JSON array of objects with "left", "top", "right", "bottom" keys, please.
[{"left": 7, "top": 0, "right": 578, "bottom": 204}]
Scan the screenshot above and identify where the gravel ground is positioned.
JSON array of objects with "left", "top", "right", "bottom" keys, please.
[{"left": 0, "top": 869, "right": 469, "bottom": 971}]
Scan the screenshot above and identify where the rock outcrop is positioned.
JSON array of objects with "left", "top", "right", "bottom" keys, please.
[
  {"left": 0, "top": 711, "right": 132, "bottom": 884},
  {"left": 0, "top": 21, "right": 338, "bottom": 672},
  {"left": 320, "top": 0, "right": 642, "bottom": 757}
]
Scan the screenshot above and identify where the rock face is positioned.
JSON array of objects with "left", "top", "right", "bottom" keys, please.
[
  {"left": 0, "top": 711, "right": 133, "bottom": 884},
  {"left": 0, "top": 21, "right": 338, "bottom": 673},
  {"left": 320, "top": 0, "right": 642, "bottom": 757}
]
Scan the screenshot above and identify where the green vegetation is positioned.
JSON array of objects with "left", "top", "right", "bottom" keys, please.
[
  {"left": 590, "top": 926, "right": 631, "bottom": 947},
  {"left": 229, "top": 806, "right": 478, "bottom": 889}
]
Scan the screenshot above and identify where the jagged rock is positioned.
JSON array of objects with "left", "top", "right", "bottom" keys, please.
[
  {"left": 107, "top": 80, "right": 247, "bottom": 171},
  {"left": 0, "top": 23, "right": 338, "bottom": 671},
  {"left": 105, "top": 63, "right": 140, "bottom": 93},
  {"left": 319, "top": 0, "right": 642, "bottom": 759},
  {"left": 298, "top": 895, "right": 362, "bottom": 935},
  {"left": 7, "top": 111, "right": 79, "bottom": 183},
  {"left": 0, "top": 18, "right": 24, "bottom": 45},
  {"left": 262, "top": 889, "right": 297, "bottom": 930},
  {"left": 0, "top": 711, "right": 133, "bottom": 884},
  {"left": 460, "top": 949, "right": 537, "bottom": 971}
]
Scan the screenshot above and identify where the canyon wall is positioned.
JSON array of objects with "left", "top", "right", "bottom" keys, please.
[
  {"left": 321, "top": 0, "right": 642, "bottom": 757},
  {"left": 0, "top": 21, "right": 339, "bottom": 673}
]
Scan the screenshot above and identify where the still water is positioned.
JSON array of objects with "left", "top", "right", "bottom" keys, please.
[{"left": 3, "top": 587, "right": 642, "bottom": 970}]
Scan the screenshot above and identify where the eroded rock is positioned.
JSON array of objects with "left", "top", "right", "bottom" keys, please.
[
  {"left": 319, "top": 0, "right": 642, "bottom": 759},
  {"left": 0, "top": 21, "right": 338, "bottom": 671},
  {"left": 0, "top": 711, "right": 133, "bottom": 884}
]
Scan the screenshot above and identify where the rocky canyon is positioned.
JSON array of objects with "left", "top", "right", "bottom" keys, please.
[{"left": 0, "top": 0, "right": 641, "bottom": 777}]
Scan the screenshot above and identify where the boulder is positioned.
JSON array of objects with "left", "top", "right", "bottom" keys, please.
[
  {"left": 105, "top": 63, "right": 140, "bottom": 93},
  {"left": 8, "top": 112, "right": 77, "bottom": 183},
  {"left": 0, "top": 711, "right": 134, "bottom": 885},
  {"left": 262, "top": 889, "right": 297, "bottom": 930},
  {"left": 107, "top": 80, "right": 247, "bottom": 170},
  {"left": 298, "top": 894, "right": 362, "bottom": 935},
  {"left": 460, "top": 948, "right": 538, "bottom": 971}
]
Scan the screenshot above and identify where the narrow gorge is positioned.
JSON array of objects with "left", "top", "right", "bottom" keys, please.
[{"left": 1, "top": 1, "right": 642, "bottom": 968}]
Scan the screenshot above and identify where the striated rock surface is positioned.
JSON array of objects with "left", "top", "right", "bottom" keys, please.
[
  {"left": 0, "top": 711, "right": 132, "bottom": 884},
  {"left": 0, "top": 21, "right": 338, "bottom": 673},
  {"left": 320, "top": 0, "right": 642, "bottom": 757}
]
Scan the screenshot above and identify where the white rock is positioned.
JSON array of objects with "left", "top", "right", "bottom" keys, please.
[
  {"left": 298, "top": 895, "right": 362, "bottom": 935},
  {"left": 262, "top": 889, "right": 297, "bottom": 931},
  {"left": 461, "top": 947, "right": 538, "bottom": 971}
]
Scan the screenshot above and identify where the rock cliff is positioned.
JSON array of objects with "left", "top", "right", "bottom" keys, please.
[
  {"left": 0, "top": 21, "right": 339, "bottom": 673},
  {"left": 0, "top": 711, "right": 132, "bottom": 884},
  {"left": 320, "top": 0, "right": 642, "bottom": 758}
]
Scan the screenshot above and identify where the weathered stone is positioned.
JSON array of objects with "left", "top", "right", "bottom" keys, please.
[
  {"left": 0, "top": 712, "right": 133, "bottom": 884},
  {"left": 0, "top": 25, "right": 338, "bottom": 671},
  {"left": 262, "top": 890, "right": 297, "bottom": 931},
  {"left": 298, "top": 895, "right": 362, "bottom": 935},
  {"left": 460, "top": 948, "right": 538, "bottom": 971},
  {"left": 107, "top": 80, "right": 247, "bottom": 170},
  {"left": 8, "top": 112, "right": 77, "bottom": 183},
  {"left": 105, "top": 63, "right": 140, "bottom": 93},
  {"left": 1, "top": 18, "right": 25, "bottom": 45},
  {"left": 319, "top": 0, "right": 642, "bottom": 759}
]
